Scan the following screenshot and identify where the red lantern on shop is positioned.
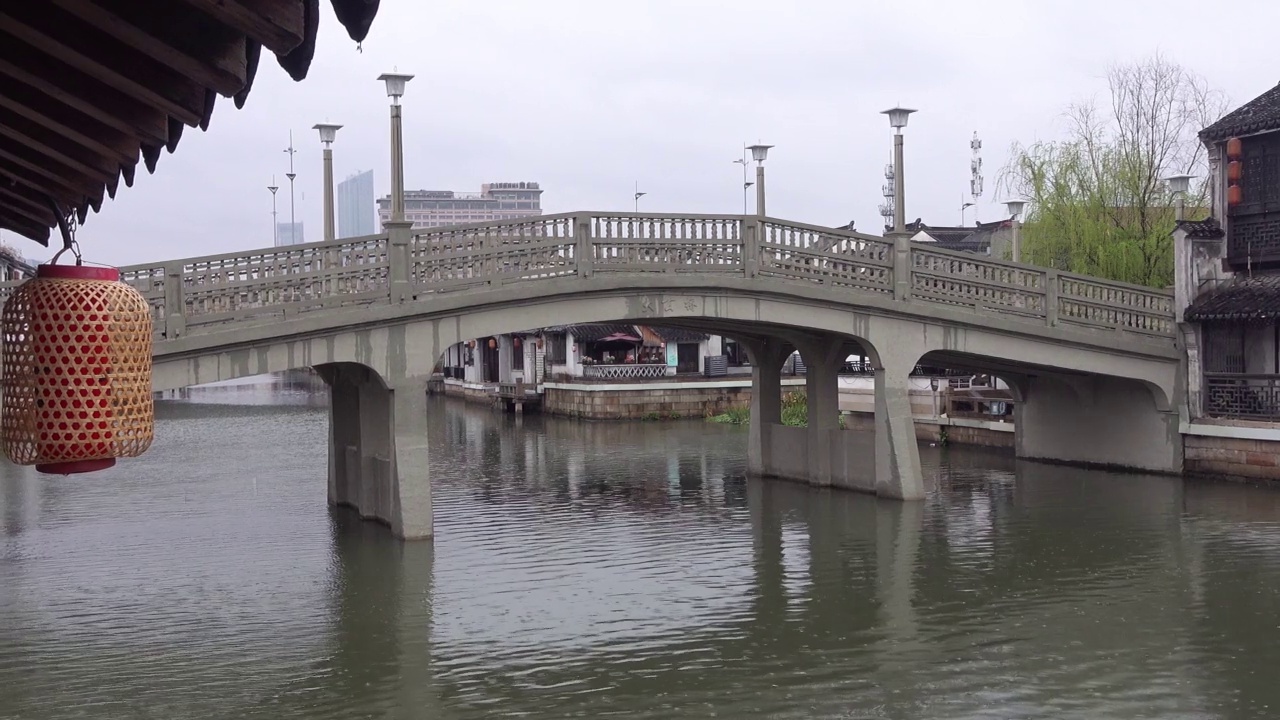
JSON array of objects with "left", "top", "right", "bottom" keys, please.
[
  {"left": 1, "top": 264, "right": 154, "bottom": 474},
  {"left": 513, "top": 336, "right": 521, "bottom": 348},
  {"left": 488, "top": 338, "right": 497, "bottom": 349}
]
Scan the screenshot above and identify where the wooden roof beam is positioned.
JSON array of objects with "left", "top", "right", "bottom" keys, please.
[
  {"left": 0, "top": 138, "right": 101, "bottom": 201},
  {"left": 175, "top": 0, "right": 305, "bottom": 56},
  {"left": 0, "top": 80, "right": 140, "bottom": 167},
  {"left": 46, "top": 0, "right": 249, "bottom": 98},
  {"left": 0, "top": 179, "right": 56, "bottom": 219},
  {"left": 0, "top": 50, "right": 168, "bottom": 146},
  {"left": 0, "top": 207, "right": 53, "bottom": 245},
  {"left": 0, "top": 5, "right": 206, "bottom": 127},
  {"left": 0, "top": 109, "right": 122, "bottom": 182}
]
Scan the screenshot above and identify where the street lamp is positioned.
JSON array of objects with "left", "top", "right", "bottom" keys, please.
[
  {"left": 747, "top": 143, "right": 773, "bottom": 217},
  {"left": 634, "top": 181, "right": 646, "bottom": 212},
  {"left": 313, "top": 123, "right": 342, "bottom": 242},
  {"left": 1004, "top": 199, "right": 1028, "bottom": 263},
  {"left": 267, "top": 178, "right": 279, "bottom": 246},
  {"left": 1164, "top": 173, "right": 1195, "bottom": 221},
  {"left": 881, "top": 107, "right": 916, "bottom": 236},
  {"left": 378, "top": 72, "right": 414, "bottom": 224}
]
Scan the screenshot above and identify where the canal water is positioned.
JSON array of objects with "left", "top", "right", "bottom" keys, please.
[{"left": 2, "top": 379, "right": 1280, "bottom": 719}]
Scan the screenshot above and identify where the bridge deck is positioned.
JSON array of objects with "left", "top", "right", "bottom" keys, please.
[{"left": 0, "top": 212, "right": 1176, "bottom": 352}]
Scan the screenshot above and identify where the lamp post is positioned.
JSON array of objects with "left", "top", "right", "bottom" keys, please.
[
  {"left": 881, "top": 107, "right": 916, "bottom": 237},
  {"left": 747, "top": 143, "right": 772, "bottom": 217},
  {"left": 732, "top": 146, "right": 754, "bottom": 215},
  {"left": 1004, "top": 199, "right": 1028, "bottom": 263},
  {"left": 634, "top": 181, "right": 646, "bottom": 212},
  {"left": 378, "top": 72, "right": 414, "bottom": 224},
  {"left": 313, "top": 123, "right": 343, "bottom": 243},
  {"left": 1164, "top": 174, "right": 1195, "bottom": 221},
  {"left": 283, "top": 131, "right": 297, "bottom": 244},
  {"left": 267, "top": 178, "right": 278, "bottom": 246}
]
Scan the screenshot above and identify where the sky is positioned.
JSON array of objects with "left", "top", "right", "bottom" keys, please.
[{"left": 18, "top": 0, "right": 1280, "bottom": 266}]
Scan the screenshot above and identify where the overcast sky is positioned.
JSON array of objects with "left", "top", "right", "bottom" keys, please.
[{"left": 22, "top": 0, "right": 1280, "bottom": 266}]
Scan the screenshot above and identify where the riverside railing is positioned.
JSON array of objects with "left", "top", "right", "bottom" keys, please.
[{"left": 0, "top": 212, "right": 1175, "bottom": 341}]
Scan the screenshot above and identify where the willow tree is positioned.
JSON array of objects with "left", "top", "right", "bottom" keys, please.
[{"left": 1000, "top": 55, "right": 1227, "bottom": 288}]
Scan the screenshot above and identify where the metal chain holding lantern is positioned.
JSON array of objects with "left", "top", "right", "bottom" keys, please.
[{"left": 0, "top": 202, "right": 154, "bottom": 475}]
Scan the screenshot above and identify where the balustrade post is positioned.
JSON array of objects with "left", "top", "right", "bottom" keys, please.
[
  {"left": 385, "top": 220, "right": 414, "bottom": 304},
  {"left": 575, "top": 214, "right": 594, "bottom": 278},
  {"left": 742, "top": 216, "right": 759, "bottom": 278},
  {"left": 1045, "top": 269, "right": 1060, "bottom": 327},
  {"left": 164, "top": 265, "right": 185, "bottom": 339},
  {"left": 892, "top": 234, "right": 912, "bottom": 302}
]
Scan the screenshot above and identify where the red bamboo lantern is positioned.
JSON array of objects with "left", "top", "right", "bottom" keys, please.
[
  {"left": 488, "top": 338, "right": 497, "bottom": 349},
  {"left": 1228, "top": 185, "right": 1244, "bottom": 207},
  {"left": 513, "top": 336, "right": 521, "bottom": 348},
  {"left": 1226, "top": 137, "right": 1243, "bottom": 160},
  {"left": 1227, "top": 160, "right": 1242, "bottom": 184},
  {"left": 1, "top": 264, "right": 154, "bottom": 474}
]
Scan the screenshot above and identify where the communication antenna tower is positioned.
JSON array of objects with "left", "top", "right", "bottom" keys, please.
[
  {"left": 969, "top": 131, "right": 984, "bottom": 223},
  {"left": 878, "top": 156, "right": 895, "bottom": 228}
]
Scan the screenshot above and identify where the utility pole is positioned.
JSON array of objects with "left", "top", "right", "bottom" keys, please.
[{"left": 284, "top": 130, "right": 297, "bottom": 243}]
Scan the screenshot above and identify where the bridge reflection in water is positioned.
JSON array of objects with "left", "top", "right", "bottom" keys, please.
[{"left": 1, "top": 387, "right": 1279, "bottom": 718}]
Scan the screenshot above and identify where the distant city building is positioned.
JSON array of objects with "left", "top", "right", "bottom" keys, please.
[
  {"left": 337, "top": 170, "right": 376, "bottom": 238},
  {"left": 378, "top": 182, "right": 543, "bottom": 229},
  {"left": 275, "top": 221, "right": 305, "bottom": 246}
]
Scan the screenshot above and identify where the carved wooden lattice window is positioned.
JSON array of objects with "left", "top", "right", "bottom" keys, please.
[
  {"left": 1202, "top": 322, "right": 1246, "bottom": 373},
  {"left": 1229, "top": 133, "right": 1280, "bottom": 261},
  {"left": 1240, "top": 133, "right": 1280, "bottom": 209},
  {"left": 545, "top": 333, "right": 567, "bottom": 364}
]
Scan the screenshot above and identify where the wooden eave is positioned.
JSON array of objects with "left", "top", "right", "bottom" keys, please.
[{"left": 0, "top": 0, "right": 380, "bottom": 246}]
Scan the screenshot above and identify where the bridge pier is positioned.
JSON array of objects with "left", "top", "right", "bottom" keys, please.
[
  {"left": 874, "top": 362, "right": 925, "bottom": 500},
  {"left": 743, "top": 334, "right": 924, "bottom": 501},
  {"left": 745, "top": 338, "right": 788, "bottom": 477},
  {"left": 1016, "top": 373, "right": 1183, "bottom": 474},
  {"left": 319, "top": 363, "right": 434, "bottom": 539}
]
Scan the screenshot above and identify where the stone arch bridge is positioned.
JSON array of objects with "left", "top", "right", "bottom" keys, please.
[{"left": 0, "top": 212, "right": 1180, "bottom": 539}]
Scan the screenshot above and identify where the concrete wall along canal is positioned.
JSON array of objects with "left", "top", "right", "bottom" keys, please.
[{"left": 442, "top": 376, "right": 1013, "bottom": 447}]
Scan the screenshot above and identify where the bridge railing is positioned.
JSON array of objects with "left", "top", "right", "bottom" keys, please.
[{"left": 0, "top": 212, "right": 1175, "bottom": 341}]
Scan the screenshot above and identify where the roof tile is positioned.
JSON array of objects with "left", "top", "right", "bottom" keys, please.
[
  {"left": 1185, "top": 275, "right": 1280, "bottom": 322},
  {"left": 1200, "top": 82, "right": 1280, "bottom": 143}
]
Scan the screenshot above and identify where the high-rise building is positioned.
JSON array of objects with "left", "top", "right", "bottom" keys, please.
[
  {"left": 377, "top": 182, "right": 543, "bottom": 229},
  {"left": 275, "top": 222, "right": 305, "bottom": 246},
  {"left": 338, "top": 170, "right": 376, "bottom": 238}
]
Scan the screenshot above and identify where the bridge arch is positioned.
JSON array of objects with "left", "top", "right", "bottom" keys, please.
[{"left": 145, "top": 281, "right": 1183, "bottom": 539}]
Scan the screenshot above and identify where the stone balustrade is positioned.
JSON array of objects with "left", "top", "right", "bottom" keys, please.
[
  {"left": 582, "top": 364, "right": 671, "bottom": 380},
  {"left": 0, "top": 212, "right": 1176, "bottom": 341}
]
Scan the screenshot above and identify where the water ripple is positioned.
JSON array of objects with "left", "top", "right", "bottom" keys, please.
[{"left": 0, "top": 386, "right": 1278, "bottom": 718}]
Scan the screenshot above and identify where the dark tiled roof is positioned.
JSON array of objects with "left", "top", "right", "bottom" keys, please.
[
  {"left": 649, "top": 326, "right": 709, "bottom": 343},
  {"left": 567, "top": 324, "right": 639, "bottom": 342},
  {"left": 0, "top": 1, "right": 381, "bottom": 246},
  {"left": 1185, "top": 275, "right": 1280, "bottom": 322},
  {"left": 1176, "top": 217, "right": 1225, "bottom": 240},
  {"left": 1200, "top": 82, "right": 1280, "bottom": 143}
]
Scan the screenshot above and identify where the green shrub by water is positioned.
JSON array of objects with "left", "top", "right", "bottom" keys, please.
[{"left": 707, "top": 392, "right": 844, "bottom": 428}]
